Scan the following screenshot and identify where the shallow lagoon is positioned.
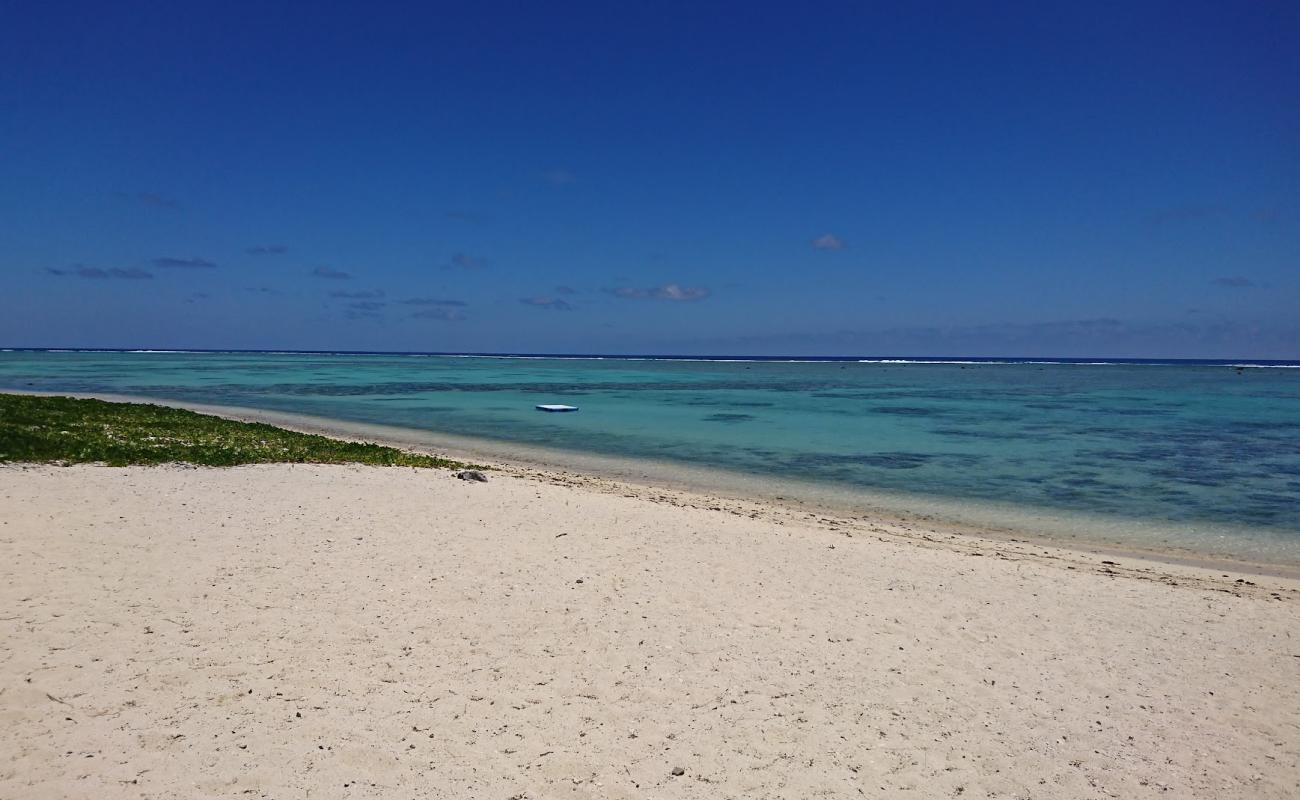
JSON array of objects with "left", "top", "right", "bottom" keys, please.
[{"left": 3, "top": 350, "right": 1299, "bottom": 565}]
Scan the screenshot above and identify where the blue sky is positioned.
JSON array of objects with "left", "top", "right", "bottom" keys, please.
[{"left": 2, "top": 1, "right": 1297, "bottom": 357}]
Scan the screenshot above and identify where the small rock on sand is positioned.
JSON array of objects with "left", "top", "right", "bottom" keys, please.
[{"left": 455, "top": 470, "right": 488, "bottom": 482}]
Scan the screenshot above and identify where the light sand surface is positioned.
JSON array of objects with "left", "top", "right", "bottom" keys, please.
[{"left": 2, "top": 464, "right": 1298, "bottom": 799}]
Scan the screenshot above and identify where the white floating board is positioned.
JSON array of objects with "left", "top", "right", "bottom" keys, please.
[{"left": 536, "top": 404, "right": 579, "bottom": 412}]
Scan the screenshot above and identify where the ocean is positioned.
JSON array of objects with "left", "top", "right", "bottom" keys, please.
[{"left": 3, "top": 349, "right": 1299, "bottom": 566}]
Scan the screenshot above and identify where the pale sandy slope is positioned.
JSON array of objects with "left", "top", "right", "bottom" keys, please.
[{"left": 1, "top": 464, "right": 1297, "bottom": 799}]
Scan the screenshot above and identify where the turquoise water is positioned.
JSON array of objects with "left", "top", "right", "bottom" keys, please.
[{"left": 3, "top": 350, "right": 1300, "bottom": 564}]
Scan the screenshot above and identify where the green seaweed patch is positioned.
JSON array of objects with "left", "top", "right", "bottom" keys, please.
[{"left": 0, "top": 393, "right": 474, "bottom": 469}]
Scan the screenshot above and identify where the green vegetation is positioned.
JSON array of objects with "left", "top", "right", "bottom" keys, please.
[{"left": 0, "top": 393, "right": 471, "bottom": 469}]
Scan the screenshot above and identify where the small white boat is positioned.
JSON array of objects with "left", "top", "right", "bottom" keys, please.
[{"left": 536, "top": 404, "right": 579, "bottom": 412}]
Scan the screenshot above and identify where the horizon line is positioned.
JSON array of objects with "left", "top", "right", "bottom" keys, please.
[{"left": 2, "top": 347, "right": 1298, "bottom": 365}]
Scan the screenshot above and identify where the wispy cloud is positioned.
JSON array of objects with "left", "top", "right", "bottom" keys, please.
[
  {"left": 606, "top": 283, "right": 711, "bottom": 301},
  {"left": 445, "top": 210, "right": 484, "bottom": 223},
  {"left": 541, "top": 168, "right": 576, "bottom": 186},
  {"left": 154, "top": 256, "right": 217, "bottom": 269},
  {"left": 347, "top": 301, "right": 386, "bottom": 311},
  {"left": 412, "top": 307, "right": 467, "bottom": 321},
  {"left": 310, "top": 266, "right": 352, "bottom": 279},
  {"left": 1212, "top": 276, "right": 1254, "bottom": 288},
  {"left": 133, "top": 192, "right": 180, "bottom": 210},
  {"left": 520, "top": 296, "right": 573, "bottom": 311},
  {"left": 448, "top": 252, "right": 488, "bottom": 270},
  {"left": 46, "top": 265, "right": 153, "bottom": 280},
  {"left": 398, "top": 297, "right": 467, "bottom": 307},
  {"left": 246, "top": 244, "right": 288, "bottom": 255},
  {"left": 555, "top": 285, "right": 578, "bottom": 295},
  {"left": 330, "top": 289, "right": 385, "bottom": 299},
  {"left": 811, "top": 233, "right": 846, "bottom": 251},
  {"left": 185, "top": 292, "right": 209, "bottom": 304},
  {"left": 1144, "top": 204, "right": 1226, "bottom": 226},
  {"left": 244, "top": 286, "right": 280, "bottom": 294}
]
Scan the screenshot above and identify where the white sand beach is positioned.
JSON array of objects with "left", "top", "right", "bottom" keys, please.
[{"left": 2, "top": 461, "right": 1298, "bottom": 799}]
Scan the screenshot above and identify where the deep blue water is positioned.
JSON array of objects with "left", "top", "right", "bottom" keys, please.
[{"left": 3, "top": 349, "right": 1299, "bottom": 564}]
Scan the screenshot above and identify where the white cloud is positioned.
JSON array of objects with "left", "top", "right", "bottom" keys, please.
[
  {"left": 607, "top": 283, "right": 710, "bottom": 301},
  {"left": 811, "top": 233, "right": 846, "bottom": 251}
]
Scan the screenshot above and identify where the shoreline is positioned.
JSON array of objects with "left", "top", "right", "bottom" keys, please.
[{"left": 5, "top": 387, "right": 1298, "bottom": 580}]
